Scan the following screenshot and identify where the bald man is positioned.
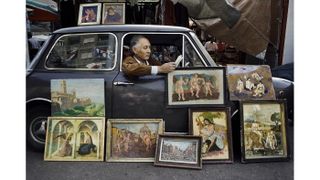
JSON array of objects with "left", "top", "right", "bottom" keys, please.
[{"left": 122, "top": 35, "right": 176, "bottom": 76}]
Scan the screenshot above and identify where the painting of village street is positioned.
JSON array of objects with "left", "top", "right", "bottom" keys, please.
[
  {"left": 242, "top": 102, "right": 288, "bottom": 160},
  {"left": 227, "top": 65, "right": 276, "bottom": 101},
  {"left": 44, "top": 117, "right": 105, "bottom": 161},
  {"left": 159, "top": 138, "right": 199, "bottom": 164},
  {"left": 191, "top": 110, "right": 231, "bottom": 161},
  {"left": 168, "top": 69, "right": 225, "bottom": 105},
  {"left": 51, "top": 79, "right": 105, "bottom": 117},
  {"left": 107, "top": 119, "right": 164, "bottom": 162}
]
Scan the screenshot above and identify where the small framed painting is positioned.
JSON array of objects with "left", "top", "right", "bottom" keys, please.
[
  {"left": 167, "top": 67, "right": 226, "bottom": 106},
  {"left": 44, "top": 117, "right": 105, "bottom": 161},
  {"left": 102, "top": 3, "right": 125, "bottom": 24},
  {"left": 227, "top": 64, "right": 276, "bottom": 101},
  {"left": 78, "top": 3, "right": 102, "bottom": 26},
  {"left": 189, "top": 107, "right": 233, "bottom": 163},
  {"left": 106, "top": 119, "right": 164, "bottom": 162},
  {"left": 154, "top": 134, "right": 202, "bottom": 169},
  {"left": 240, "top": 100, "right": 289, "bottom": 163}
]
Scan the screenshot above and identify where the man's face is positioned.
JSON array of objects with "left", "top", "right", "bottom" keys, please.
[{"left": 133, "top": 38, "right": 151, "bottom": 61}]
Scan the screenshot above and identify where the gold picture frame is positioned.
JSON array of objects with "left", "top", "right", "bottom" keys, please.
[
  {"left": 106, "top": 119, "right": 164, "bottom": 162},
  {"left": 102, "top": 3, "right": 125, "bottom": 24}
]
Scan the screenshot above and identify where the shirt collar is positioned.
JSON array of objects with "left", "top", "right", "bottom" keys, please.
[{"left": 133, "top": 56, "right": 149, "bottom": 65}]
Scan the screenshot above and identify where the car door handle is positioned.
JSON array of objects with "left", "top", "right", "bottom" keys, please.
[{"left": 113, "top": 81, "right": 135, "bottom": 86}]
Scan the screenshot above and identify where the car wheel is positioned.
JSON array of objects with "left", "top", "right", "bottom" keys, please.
[{"left": 27, "top": 106, "right": 50, "bottom": 151}]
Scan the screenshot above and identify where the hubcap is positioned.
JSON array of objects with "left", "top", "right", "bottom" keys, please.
[{"left": 29, "top": 117, "right": 47, "bottom": 144}]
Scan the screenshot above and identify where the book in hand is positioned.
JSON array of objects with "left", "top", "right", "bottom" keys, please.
[{"left": 175, "top": 55, "right": 183, "bottom": 67}]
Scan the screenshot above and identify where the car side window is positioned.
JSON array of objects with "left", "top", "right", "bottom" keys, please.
[
  {"left": 183, "top": 37, "right": 205, "bottom": 67},
  {"left": 46, "top": 33, "right": 117, "bottom": 70}
]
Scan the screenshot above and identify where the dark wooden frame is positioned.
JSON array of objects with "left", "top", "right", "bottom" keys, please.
[
  {"left": 239, "top": 100, "right": 290, "bottom": 163},
  {"left": 166, "top": 67, "right": 227, "bottom": 107},
  {"left": 154, "top": 134, "right": 202, "bottom": 169},
  {"left": 188, "top": 107, "right": 233, "bottom": 163}
]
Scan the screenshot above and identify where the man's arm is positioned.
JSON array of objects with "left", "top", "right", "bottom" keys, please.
[{"left": 122, "top": 56, "right": 152, "bottom": 76}]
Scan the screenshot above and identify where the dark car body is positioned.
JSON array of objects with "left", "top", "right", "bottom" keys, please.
[{"left": 26, "top": 25, "right": 293, "bottom": 150}]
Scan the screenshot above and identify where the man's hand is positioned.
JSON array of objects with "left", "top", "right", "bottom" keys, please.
[{"left": 158, "top": 62, "right": 176, "bottom": 74}]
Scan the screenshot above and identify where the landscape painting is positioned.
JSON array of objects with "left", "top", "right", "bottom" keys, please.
[
  {"left": 51, "top": 79, "right": 105, "bottom": 117},
  {"left": 227, "top": 65, "right": 276, "bottom": 101},
  {"left": 106, "top": 119, "right": 164, "bottom": 162},
  {"left": 189, "top": 108, "right": 233, "bottom": 163},
  {"left": 44, "top": 117, "right": 105, "bottom": 161},
  {"left": 240, "top": 101, "right": 288, "bottom": 162},
  {"left": 168, "top": 68, "right": 225, "bottom": 106}
]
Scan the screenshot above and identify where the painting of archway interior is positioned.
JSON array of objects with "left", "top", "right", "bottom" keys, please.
[{"left": 44, "top": 117, "right": 105, "bottom": 161}]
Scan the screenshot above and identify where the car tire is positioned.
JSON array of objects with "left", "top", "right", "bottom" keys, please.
[{"left": 26, "top": 106, "right": 50, "bottom": 151}]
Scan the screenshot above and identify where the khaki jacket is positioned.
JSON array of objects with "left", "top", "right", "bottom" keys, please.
[{"left": 122, "top": 56, "right": 161, "bottom": 76}]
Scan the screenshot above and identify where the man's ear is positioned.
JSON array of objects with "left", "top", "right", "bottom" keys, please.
[{"left": 132, "top": 46, "right": 138, "bottom": 54}]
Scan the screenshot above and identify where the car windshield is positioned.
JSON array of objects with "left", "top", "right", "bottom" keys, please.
[{"left": 46, "top": 33, "right": 117, "bottom": 70}]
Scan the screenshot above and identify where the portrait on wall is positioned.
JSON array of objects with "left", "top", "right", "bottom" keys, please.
[
  {"left": 78, "top": 3, "right": 102, "bottom": 25},
  {"left": 102, "top": 3, "right": 125, "bottom": 24},
  {"left": 227, "top": 65, "right": 276, "bottom": 101},
  {"left": 167, "top": 67, "right": 226, "bottom": 106},
  {"left": 44, "top": 117, "right": 105, "bottom": 161},
  {"left": 189, "top": 107, "right": 233, "bottom": 163},
  {"left": 106, "top": 119, "right": 164, "bottom": 162},
  {"left": 240, "top": 100, "right": 289, "bottom": 163},
  {"left": 51, "top": 79, "right": 105, "bottom": 117},
  {"left": 154, "top": 135, "right": 202, "bottom": 169}
]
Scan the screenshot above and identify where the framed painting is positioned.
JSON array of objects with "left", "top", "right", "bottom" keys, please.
[
  {"left": 167, "top": 67, "right": 226, "bottom": 106},
  {"left": 240, "top": 100, "right": 289, "bottom": 163},
  {"left": 106, "top": 119, "right": 164, "bottom": 162},
  {"left": 44, "top": 117, "right": 105, "bottom": 161},
  {"left": 189, "top": 107, "right": 233, "bottom": 163},
  {"left": 102, "top": 3, "right": 125, "bottom": 24},
  {"left": 154, "top": 134, "right": 202, "bottom": 169},
  {"left": 51, "top": 79, "right": 105, "bottom": 117},
  {"left": 78, "top": 3, "right": 102, "bottom": 26},
  {"left": 226, "top": 64, "right": 276, "bottom": 101}
]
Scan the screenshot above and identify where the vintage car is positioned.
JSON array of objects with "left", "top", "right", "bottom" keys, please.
[{"left": 26, "top": 25, "right": 293, "bottom": 150}]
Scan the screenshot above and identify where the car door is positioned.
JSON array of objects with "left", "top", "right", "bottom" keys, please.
[{"left": 111, "top": 32, "right": 209, "bottom": 132}]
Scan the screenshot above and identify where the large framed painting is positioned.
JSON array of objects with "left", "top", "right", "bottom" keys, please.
[
  {"left": 78, "top": 3, "right": 102, "bottom": 26},
  {"left": 189, "top": 107, "right": 233, "bottom": 163},
  {"left": 44, "top": 117, "right": 105, "bottom": 161},
  {"left": 240, "top": 100, "right": 289, "bottom": 163},
  {"left": 51, "top": 79, "right": 105, "bottom": 117},
  {"left": 106, "top": 119, "right": 164, "bottom": 162},
  {"left": 227, "top": 65, "right": 276, "bottom": 101},
  {"left": 167, "top": 67, "right": 226, "bottom": 106},
  {"left": 102, "top": 3, "right": 125, "bottom": 24},
  {"left": 154, "top": 134, "right": 202, "bottom": 169}
]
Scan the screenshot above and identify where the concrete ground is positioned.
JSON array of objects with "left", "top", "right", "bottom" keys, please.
[{"left": 27, "top": 122, "right": 293, "bottom": 180}]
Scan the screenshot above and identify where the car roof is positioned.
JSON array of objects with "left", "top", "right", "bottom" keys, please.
[{"left": 53, "top": 25, "right": 193, "bottom": 34}]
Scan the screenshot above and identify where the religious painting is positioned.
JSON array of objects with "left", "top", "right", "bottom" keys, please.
[
  {"left": 227, "top": 65, "right": 276, "bottom": 101},
  {"left": 167, "top": 67, "right": 226, "bottom": 106},
  {"left": 102, "top": 3, "right": 125, "bottom": 24},
  {"left": 106, "top": 119, "right": 164, "bottom": 162},
  {"left": 154, "top": 135, "right": 202, "bottom": 169},
  {"left": 78, "top": 3, "right": 102, "bottom": 26},
  {"left": 44, "top": 117, "right": 105, "bottom": 161},
  {"left": 240, "top": 100, "right": 289, "bottom": 163},
  {"left": 51, "top": 79, "right": 105, "bottom": 117},
  {"left": 189, "top": 107, "right": 233, "bottom": 163}
]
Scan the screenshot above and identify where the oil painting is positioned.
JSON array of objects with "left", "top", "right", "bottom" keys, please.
[
  {"left": 189, "top": 108, "right": 233, "bottom": 163},
  {"left": 227, "top": 65, "right": 276, "bottom": 101},
  {"left": 240, "top": 100, "right": 289, "bottom": 162},
  {"left": 102, "top": 3, "right": 125, "bottom": 24},
  {"left": 44, "top": 117, "right": 105, "bottom": 161},
  {"left": 78, "top": 3, "right": 102, "bottom": 26},
  {"left": 51, "top": 79, "right": 105, "bottom": 117},
  {"left": 167, "top": 68, "right": 226, "bottom": 106},
  {"left": 154, "top": 135, "right": 202, "bottom": 169},
  {"left": 106, "top": 119, "right": 164, "bottom": 162}
]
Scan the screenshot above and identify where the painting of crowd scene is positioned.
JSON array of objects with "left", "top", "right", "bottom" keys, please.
[
  {"left": 51, "top": 79, "right": 105, "bottom": 117},
  {"left": 44, "top": 117, "right": 105, "bottom": 161},
  {"left": 227, "top": 65, "right": 276, "bottom": 101},
  {"left": 190, "top": 108, "right": 232, "bottom": 162},
  {"left": 241, "top": 102, "right": 288, "bottom": 161},
  {"left": 168, "top": 69, "right": 225, "bottom": 105},
  {"left": 107, "top": 119, "right": 164, "bottom": 162}
]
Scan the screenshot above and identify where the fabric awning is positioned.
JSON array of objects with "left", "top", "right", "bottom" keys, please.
[{"left": 26, "top": 0, "right": 59, "bottom": 22}]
